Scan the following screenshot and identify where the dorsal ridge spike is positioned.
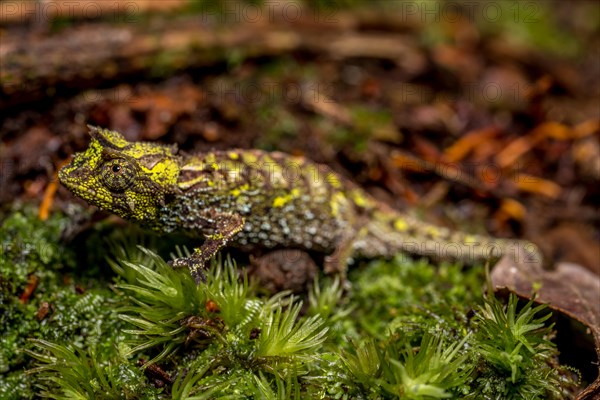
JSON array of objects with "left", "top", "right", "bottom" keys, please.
[{"left": 87, "top": 125, "right": 129, "bottom": 149}]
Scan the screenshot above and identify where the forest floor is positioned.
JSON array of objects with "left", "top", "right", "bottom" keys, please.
[{"left": 1, "top": 1, "right": 599, "bottom": 398}]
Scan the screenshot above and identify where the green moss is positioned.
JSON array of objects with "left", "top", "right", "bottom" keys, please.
[
  {"left": 255, "top": 104, "right": 300, "bottom": 150},
  {"left": 418, "top": 0, "right": 583, "bottom": 58},
  {"left": 0, "top": 206, "right": 579, "bottom": 398},
  {"left": 0, "top": 207, "right": 129, "bottom": 399}
]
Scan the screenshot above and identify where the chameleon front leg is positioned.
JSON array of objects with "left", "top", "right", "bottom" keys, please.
[{"left": 172, "top": 213, "right": 245, "bottom": 284}]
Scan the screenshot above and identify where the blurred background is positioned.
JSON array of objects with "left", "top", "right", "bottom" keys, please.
[
  {"left": 1, "top": 0, "right": 599, "bottom": 398},
  {"left": 1, "top": 1, "right": 598, "bottom": 266}
]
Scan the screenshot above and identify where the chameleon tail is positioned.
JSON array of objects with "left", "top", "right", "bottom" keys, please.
[{"left": 353, "top": 209, "right": 542, "bottom": 267}]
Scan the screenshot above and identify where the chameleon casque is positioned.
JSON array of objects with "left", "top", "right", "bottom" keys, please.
[{"left": 59, "top": 126, "right": 542, "bottom": 283}]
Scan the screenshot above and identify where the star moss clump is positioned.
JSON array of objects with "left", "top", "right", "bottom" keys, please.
[
  {"left": 0, "top": 207, "right": 126, "bottom": 399},
  {"left": 1, "top": 206, "right": 580, "bottom": 399}
]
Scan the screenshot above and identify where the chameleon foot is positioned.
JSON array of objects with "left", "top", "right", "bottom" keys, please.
[
  {"left": 171, "top": 213, "right": 245, "bottom": 285},
  {"left": 170, "top": 257, "right": 207, "bottom": 284}
]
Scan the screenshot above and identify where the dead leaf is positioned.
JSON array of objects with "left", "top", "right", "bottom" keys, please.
[
  {"left": 524, "top": 74, "right": 553, "bottom": 99},
  {"left": 39, "top": 175, "right": 58, "bottom": 222},
  {"left": 513, "top": 173, "right": 562, "bottom": 199},
  {"left": 443, "top": 126, "right": 500, "bottom": 163},
  {"left": 572, "top": 136, "right": 600, "bottom": 181},
  {"left": 496, "top": 122, "right": 573, "bottom": 168},
  {"left": 573, "top": 119, "right": 600, "bottom": 139},
  {"left": 496, "top": 135, "right": 537, "bottom": 168},
  {"left": 532, "top": 121, "right": 573, "bottom": 141},
  {"left": 543, "top": 223, "right": 600, "bottom": 276},
  {"left": 19, "top": 275, "right": 39, "bottom": 304},
  {"left": 390, "top": 151, "right": 428, "bottom": 173},
  {"left": 413, "top": 137, "right": 442, "bottom": 163},
  {"left": 497, "top": 198, "right": 527, "bottom": 222},
  {"left": 492, "top": 258, "right": 600, "bottom": 399}
]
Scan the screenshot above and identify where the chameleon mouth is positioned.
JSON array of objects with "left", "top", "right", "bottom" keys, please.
[
  {"left": 58, "top": 168, "right": 81, "bottom": 193},
  {"left": 58, "top": 166, "right": 98, "bottom": 199},
  {"left": 58, "top": 169, "right": 76, "bottom": 192}
]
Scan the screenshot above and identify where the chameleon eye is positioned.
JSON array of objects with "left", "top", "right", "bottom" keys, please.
[{"left": 100, "top": 158, "right": 135, "bottom": 192}]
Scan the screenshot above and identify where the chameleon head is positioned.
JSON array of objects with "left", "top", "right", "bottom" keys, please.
[{"left": 59, "top": 126, "right": 181, "bottom": 223}]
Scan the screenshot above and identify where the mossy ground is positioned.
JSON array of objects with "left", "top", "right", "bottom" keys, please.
[{"left": 0, "top": 206, "right": 580, "bottom": 399}]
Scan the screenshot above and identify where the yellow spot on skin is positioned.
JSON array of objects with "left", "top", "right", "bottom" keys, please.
[
  {"left": 228, "top": 152, "right": 239, "bottom": 160},
  {"left": 242, "top": 152, "right": 258, "bottom": 164},
  {"left": 425, "top": 226, "right": 440, "bottom": 238},
  {"left": 179, "top": 176, "right": 207, "bottom": 190},
  {"left": 273, "top": 196, "right": 287, "bottom": 207},
  {"left": 326, "top": 173, "right": 342, "bottom": 189},
  {"left": 351, "top": 191, "right": 369, "bottom": 208},
  {"left": 394, "top": 218, "right": 408, "bottom": 231},
  {"left": 330, "top": 191, "right": 346, "bottom": 217},
  {"left": 211, "top": 162, "right": 219, "bottom": 171},
  {"left": 143, "top": 159, "right": 179, "bottom": 186},
  {"left": 205, "top": 153, "right": 217, "bottom": 165},
  {"left": 464, "top": 235, "right": 478, "bottom": 244},
  {"left": 231, "top": 184, "right": 249, "bottom": 199},
  {"left": 272, "top": 188, "right": 301, "bottom": 208}
]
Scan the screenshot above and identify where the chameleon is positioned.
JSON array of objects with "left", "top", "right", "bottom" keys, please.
[{"left": 59, "top": 126, "right": 542, "bottom": 283}]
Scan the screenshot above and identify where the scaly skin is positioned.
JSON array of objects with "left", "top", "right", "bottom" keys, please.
[{"left": 59, "top": 126, "right": 542, "bottom": 283}]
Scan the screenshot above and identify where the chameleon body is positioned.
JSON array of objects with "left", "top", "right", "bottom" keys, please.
[{"left": 59, "top": 126, "right": 541, "bottom": 283}]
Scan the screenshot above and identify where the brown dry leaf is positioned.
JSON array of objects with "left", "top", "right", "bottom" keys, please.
[
  {"left": 390, "top": 151, "right": 428, "bottom": 173},
  {"left": 471, "top": 138, "right": 499, "bottom": 162},
  {"left": 492, "top": 260, "right": 600, "bottom": 328},
  {"left": 524, "top": 74, "right": 553, "bottom": 99},
  {"left": 543, "top": 223, "right": 600, "bottom": 276},
  {"left": 497, "top": 198, "right": 527, "bottom": 222},
  {"left": 39, "top": 159, "right": 71, "bottom": 221},
  {"left": 496, "top": 135, "right": 536, "bottom": 168},
  {"left": 491, "top": 198, "right": 527, "bottom": 234},
  {"left": 496, "top": 122, "right": 573, "bottom": 168},
  {"left": 443, "top": 126, "right": 499, "bottom": 163},
  {"left": 514, "top": 173, "right": 562, "bottom": 199},
  {"left": 573, "top": 119, "right": 600, "bottom": 139},
  {"left": 38, "top": 176, "right": 58, "bottom": 222},
  {"left": 531, "top": 121, "right": 574, "bottom": 140},
  {"left": 19, "top": 275, "right": 39, "bottom": 304},
  {"left": 492, "top": 259, "right": 600, "bottom": 399},
  {"left": 572, "top": 136, "right": 600, "bottom": 181},
  {"left": 412, "top": 137, "right": 442, "bottom": 163}
]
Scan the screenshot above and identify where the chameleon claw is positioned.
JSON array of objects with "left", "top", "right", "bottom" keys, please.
[
  {"left": 191, "top": 268, "right": 207, "bottom": 284},
  {"left": 169, "top": 256, "right": 208, "bottom": 284}
]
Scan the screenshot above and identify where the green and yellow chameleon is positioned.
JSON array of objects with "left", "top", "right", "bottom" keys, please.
[{"left": 59, "top": 126, "right": 541, "bottom": 283}]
